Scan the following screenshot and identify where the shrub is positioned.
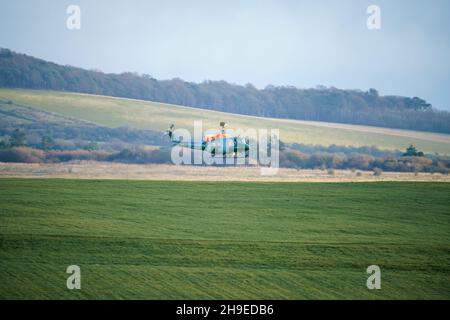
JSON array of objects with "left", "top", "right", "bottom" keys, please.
[
  {"left": 279, "top": 150, "right": 304, "bottom": 168},
  {"left": 108, "top": 148, "right": 171, "bottom": 164},
  {"left": 83, "top": 141, "right": 100, "bottom": 151},
  {"left": 304, "top": 153, "right": 345, "bottom": 170},
  {"left": 373, "top": 167, "right": 383, "bottom": 176},
  {"left": 9, "top": 129, "right": 26, "bottom": 147},
  {"left": 41, "top": 134, "right": 55, "bottom": 151},
  {"left": 345, "top": 154, "right": 375, "bottom": 170},
  {"left": 0, "top": 147, "right": 45, "bottom": 163},
  {"left": 0, "top": 139, "right": 9, "bottom": 149},
  {"left": 46, "top": 150, "right": 109, "bottom": 162}
]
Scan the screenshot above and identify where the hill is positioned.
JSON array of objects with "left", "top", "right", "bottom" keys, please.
[
  {"left": 1, "top": 48, "right": 450, "bottom": 134},
  {"left": 1, "top": 88, "right": 450, "bottom": 155}
]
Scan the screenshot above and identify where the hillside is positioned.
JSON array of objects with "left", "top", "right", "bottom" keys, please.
[
  {"left": 1, "top": 89, "right": 450, "bottom": 155},
  {"left": 1, "top": 48, "right": 450, "bottom": 134}
]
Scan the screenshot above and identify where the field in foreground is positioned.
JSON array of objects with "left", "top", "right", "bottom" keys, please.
[
  {"left": 1, "top": 88, "right": 450, "bottom": 154},
  {"left": 0, "top": 179, "right": 449, "bottom": 299}
]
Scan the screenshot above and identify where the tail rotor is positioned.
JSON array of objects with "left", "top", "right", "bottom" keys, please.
[{"left": 164, "top": 124, "right": 175, "bottom": 139}]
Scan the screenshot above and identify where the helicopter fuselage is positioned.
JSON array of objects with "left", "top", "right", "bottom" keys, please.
[{"left": 173, "top": 135, "right": 249, "bottom": 157}]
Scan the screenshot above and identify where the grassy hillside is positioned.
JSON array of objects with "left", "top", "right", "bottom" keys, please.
[
  {"left": 1, "top": 179, "right": 449, "bottom": 299},
  {"left": 3, "top": 48, "right": 449, "bottom": 134},
  {"left": 1, "top": 89, "right": 450, "bottom": 154}
]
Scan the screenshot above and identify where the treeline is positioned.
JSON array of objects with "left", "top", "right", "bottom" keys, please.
[
  {"left": 280, "top": 149, "right": 450, "bottom": 174},
  {"left": 290, "top": 143, "right": 402, "bottom": 158},
  {"left": 1, "top": 48, "right": 450, "bottom": 134},
  {"left": 1, "top": 100, "right": 449, "bottom": 173},
  {"left": 1, "top": 144, "right": 449, "bottom": 174},
  {"left": 0, "top": 147, "right": 171, "bottom": 164},
  {"left": 1, "top": 146, "right": 449, "bottom": 174}
]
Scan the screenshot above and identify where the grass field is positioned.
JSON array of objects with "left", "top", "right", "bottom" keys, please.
[
  {"left": 1, "top": 179, "right": 449, "bottom": 299},
  {"left": 1, "top": 88, "right": 450, "bottom": 154}
]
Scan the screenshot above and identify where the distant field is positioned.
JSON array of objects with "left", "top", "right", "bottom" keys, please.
[
  {"left": 1, "top": 179, "right": 449, "bottom": 299},
  {"left": 1, "top": 162, "right": 450, "bottom": 182},
  {"left": 1, "top": 89, "right": 450, "bottom": 154}
]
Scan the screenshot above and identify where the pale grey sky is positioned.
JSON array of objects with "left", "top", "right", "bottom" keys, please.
[{"left": 1, "top": 0, "right": 449, "bottom": 110}]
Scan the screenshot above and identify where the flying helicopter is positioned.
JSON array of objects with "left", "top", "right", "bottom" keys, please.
[{"left": 164, "top": 122, "right": 250, "bottom": 159}]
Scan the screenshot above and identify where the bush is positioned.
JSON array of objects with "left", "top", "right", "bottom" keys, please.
[
  {"left": 345, "top": 154, "right": 375, "bottom": 170},
  {"left": 83, "top": 141, "right": 100, "bottom": 151},
  {"left": 0, "top": 139, "right": 9, "bottom": 149},
  {"left": 46, "top": 150, "right": 109, "bottom": 162},
  {"left": 373, "top": 167, "right": 383, "bottom": 176},
  {"left": 0, "top": 147, "right": 45, "bottom": 163},
  {"left": 278, "top": 148, "right": 450, "bottom": 173},
  {"left": 303, "top": 153, "right": 345, "bottom": 169},
  {"left": 108, "top": 148, "right": 171, "bottom": 164},
  {"left": 9, "top": 129, "right": 26, "bottom": 147}
]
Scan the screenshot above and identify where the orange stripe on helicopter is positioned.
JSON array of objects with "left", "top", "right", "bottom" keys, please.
[{"left": 205, "top": 133, "right": 231, "bottom": 142}]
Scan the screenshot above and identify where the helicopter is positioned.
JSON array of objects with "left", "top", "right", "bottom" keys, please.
[{"left": 164, "top": 122, "right": 250, "bottom": 158}]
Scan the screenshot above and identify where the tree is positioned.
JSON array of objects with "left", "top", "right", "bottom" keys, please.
[
  {"left": 83, "top": 141, "right": 99, "bottom": 151},
  {"left": 41, "top": 134, "right": 55, "bottom": 151},
  {"left": 368, "top": 88, "right": 379, "bottom": 97},
  {"left": 0, "top": 48, "right": 12, "bottom": 58},
  {"left": 0, "top": 139, "right": 9, "bottom": 149},
  {"left": 9, "top": 129, "right": 26, "bottom": 147},
  {"left": 3, "top": 48, "right": 450, "bottom": 134},
  {"left": 403, "top": 145, "right": 424, "bottom": 157}
]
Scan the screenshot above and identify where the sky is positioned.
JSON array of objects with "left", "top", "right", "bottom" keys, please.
[{"left": 1, "top": 0, "right": 449, "bottom": 110}]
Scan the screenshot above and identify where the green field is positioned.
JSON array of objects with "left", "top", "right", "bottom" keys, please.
[
  {"left": 1, "top": 88, "right": 450, "bottom": 154},
  {"left": 0, "top": 179, "right": 449, "bottom": 299}
]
